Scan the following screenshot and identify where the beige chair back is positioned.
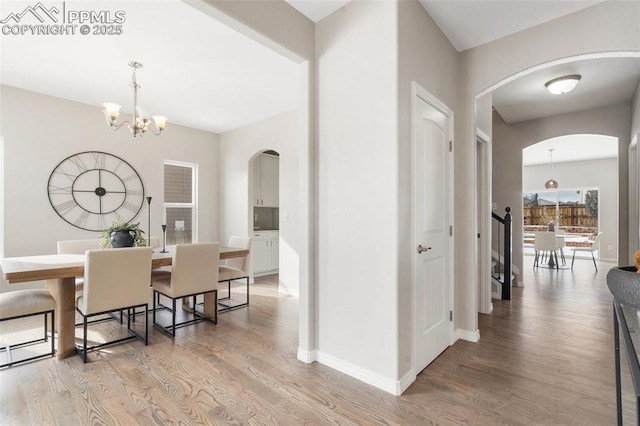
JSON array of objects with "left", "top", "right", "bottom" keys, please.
[
  {"left": 170, "top": 243, "right": 220, "bottom": 297},
  {"left": 224, "top": 236, "right": 252, "bottom": 274},
  {"left": 534, "top": 232, "right": 557, "bottom": 251},
  {"left": 78, "top": 247, "right": 153, "bottom": 315},
  {"left": 57, "top": 239, "right": 102, "bottom": 254}
]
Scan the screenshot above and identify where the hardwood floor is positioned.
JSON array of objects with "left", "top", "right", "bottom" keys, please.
[{"left": 0, "top": 259, "right": 624, "bottom": 425}]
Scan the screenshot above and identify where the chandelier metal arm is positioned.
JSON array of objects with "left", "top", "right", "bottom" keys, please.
[{"left": 102, "top": 61, "right": 167, "bottom": 138}]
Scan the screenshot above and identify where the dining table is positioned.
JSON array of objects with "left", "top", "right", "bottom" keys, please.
[{"left": 0, "top": 246, "right": 249, "bottom": 360}]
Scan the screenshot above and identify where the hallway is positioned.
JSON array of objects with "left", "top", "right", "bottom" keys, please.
[{"left": 409, "top": 256, "right": 620, "bottom": 424}]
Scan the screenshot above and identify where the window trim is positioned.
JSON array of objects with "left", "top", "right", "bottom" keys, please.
[{"left": 163, "top": 160, "right": 197, "bottom": 243}]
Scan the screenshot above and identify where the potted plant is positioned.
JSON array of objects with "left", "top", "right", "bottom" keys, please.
[{"left": 100, "top": 220, "right": 147, "bottom": 248}]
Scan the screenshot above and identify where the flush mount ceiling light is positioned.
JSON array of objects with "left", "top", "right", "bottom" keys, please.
[
  {"left": 102, "top": 61, "right": 168, "bottom": 137},
  {"left": 545, "top": 74, "right": 581, "bottom": 95},
  {"left": 544, "top": 148, "right": 559, "bottom": 189}
]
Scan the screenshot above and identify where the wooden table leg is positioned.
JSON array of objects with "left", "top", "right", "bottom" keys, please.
[
  {"left": 202, "top": 293, "right": 216, "bottom": 319},
  {"left": 46, "top": 277, "right": 76, "bottom": 360}
]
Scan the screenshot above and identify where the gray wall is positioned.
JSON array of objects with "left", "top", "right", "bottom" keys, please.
[
  {"left": 397, "top": 0, "right": 459, "bottom": 381},
  {"left": 493, "top": 103, "right": 630, "bottom": 274}
]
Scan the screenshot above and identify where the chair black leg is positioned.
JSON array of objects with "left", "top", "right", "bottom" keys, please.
[
  {"left": 592, "top": 252, "right": 598, "bottom": 272},
  {"left": 83, "top": 316, "right": 88, "bottom": 363},
  {"left": 43, "top": 312, "right": 48, "bottom": 342},
  {"left": 571, "top": 250, "right": 576, "bottom": 269},
  {"left": 246, "top": 277, "right": 250, "bottom": 306},
  {"left": 51, "top": 310, "right": 55, "bottom": 358},
  {"left": 144, "top": 304, "right": 148, "bottom": 345},
  {"left": 171, "top": 298, "right": 176, "bottom": 337},
  {"left": 153, "top": 291, "right": 157, "bottom": 325}
]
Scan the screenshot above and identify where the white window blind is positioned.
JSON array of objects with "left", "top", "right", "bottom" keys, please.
[{"left": 163, "top": 161, "right": 196, "bottom": 245}]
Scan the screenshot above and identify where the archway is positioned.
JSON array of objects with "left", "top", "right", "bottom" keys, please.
[{"left": 474, "top": 52, "right": 640, "bottom": 316}]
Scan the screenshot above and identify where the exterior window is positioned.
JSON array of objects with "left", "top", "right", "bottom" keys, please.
[{"left": 164, "top": 161, "right": 196, "bottom": 245}]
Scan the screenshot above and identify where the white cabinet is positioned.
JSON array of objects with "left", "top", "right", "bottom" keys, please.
[
  {"left": 252, "top": 230, "right": 279, "bottom": 276},
  {"left": 254, "top": 154, "right": 279, "bottom": 207}
]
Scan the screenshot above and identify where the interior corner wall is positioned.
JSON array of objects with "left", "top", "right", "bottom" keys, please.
[
  {"left": 632, "top": 80, "right": 640, "bottom": 137},
  {"left": 458, "top": 0, "right": 640, "bottom": 329},
  {"left": 187, "top": 0, "right": 317, "bottom": 356},
  {"left": 631, "top": 81, "right": 640, "bottom": 260},
  {"left": 397, "top": 0, "right": 458, "bottom": 382},
  {"left": 0, "top": 85, "right": 219, "bottom": 292},
  {"left": 493, "top": 103, "right": 630, "bottom": 273},
  {"left": 219, "top": 111, "right": 300, "bottom": 296},
  {"left": 523, "top": 158, "right": 619, "bottom": 262},
  {"left": 316, "top": 1, "right": 400, "bottom": 387}
]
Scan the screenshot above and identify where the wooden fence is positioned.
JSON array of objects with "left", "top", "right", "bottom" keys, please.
[{"left": 523, "top": 204, "right": 597, "bottom": 227}]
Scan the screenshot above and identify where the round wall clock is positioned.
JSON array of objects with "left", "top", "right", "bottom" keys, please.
[{"left": 47, "top": 151, "right": 145, "bottom": 231}]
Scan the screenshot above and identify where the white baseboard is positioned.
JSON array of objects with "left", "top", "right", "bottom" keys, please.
[
  {"left": 456, "top": 328, "right": 480, "bottom": 342},
  {"left": 397, "top": 370, "right": 416, "bottom": 395},
  {"left": 316, "top": 350, "right": 404, "bottom": 395},
  {"left": 278, "top": 286, "right": 299, "bottom": 298},
  {"left": 297, "top": 347, "right": 317, "bottom": 363}
]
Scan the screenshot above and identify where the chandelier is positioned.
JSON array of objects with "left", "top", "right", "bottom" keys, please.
[
  {"left": 544, "top": 148, "right": 559, "bottom": 189},
  {"left": 102, "top": 61, "right": 167, "bottom": 137}
]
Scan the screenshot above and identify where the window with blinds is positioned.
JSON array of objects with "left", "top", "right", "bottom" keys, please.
[{"left": 164, "top": 162, "right": 196, "bottom": 245}]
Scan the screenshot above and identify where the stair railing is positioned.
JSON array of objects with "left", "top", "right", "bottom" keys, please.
[{"left": 491, "top": 207, "right": 512, "bottom": 300}]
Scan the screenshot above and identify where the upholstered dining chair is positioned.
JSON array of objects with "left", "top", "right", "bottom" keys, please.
[
  {"left": 151, "top": 243, "right": 220, "bottom": 337},
  {"left": 571, "top": 232, "right": 603, "bottom": 272},
  {"left": 218, "top": 236, "right": 252, "bottom": 313},
  {"left": 534, "top": 232, "right": 560, "bottom": 269},
  {"left": 0, "top": 289, "right": 56, "bottom": 368},
  {"left": 75, "top": 247, "right": 153, "bottom": 363},
  {"left": 57, "top": 239, "right": 102, "bottom": 293}
]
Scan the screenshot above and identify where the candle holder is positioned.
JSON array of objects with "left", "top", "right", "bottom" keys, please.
[
  {"left": 146, "top": 196, "right": 152, "bottom": 247},
  {"left": 160, "top": 224, "right": 169, "bottom": 253}
]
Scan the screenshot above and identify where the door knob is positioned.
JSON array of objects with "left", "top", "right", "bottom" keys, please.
[{"left": 417, "top": 244, "right": 431, "bottom": 254}]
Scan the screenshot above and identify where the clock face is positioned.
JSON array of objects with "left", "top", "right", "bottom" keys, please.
[{"left": 47, "top": 151, "right": 145, "bottom": 231}]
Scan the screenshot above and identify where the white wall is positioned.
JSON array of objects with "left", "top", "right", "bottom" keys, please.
[
  {"left": 219, "top": 111, "right": 299, "bottom": 296},
  {"left": 523, "top": 158, "right": 618, "bottom": 261},
  {"left": 316, "top": 1, "right": 399, "bottom": 384},
  {"left": 459, "top": 1, "right": 640, "bottom": 332},
  {"left": 493, "top": 103, "right": 630, "bottom": 274},
  {"left": 0, "top": 85, "right": 219, "bottom": 291},
  {"left": 397, "top": 0, "right": 458, "bottom": 384}
]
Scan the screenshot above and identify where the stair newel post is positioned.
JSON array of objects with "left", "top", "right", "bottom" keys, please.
[{"left": 503, "top": 207, "right": 512, "bottom": 300}]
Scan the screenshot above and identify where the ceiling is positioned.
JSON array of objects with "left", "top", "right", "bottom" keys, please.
[
  {"left": 493, "top": 57, "right": 640, "bottom": 124},
  {"left": 522, "top": 134, "right": 618, "bottom": 166},
  {"left": 418, "top": 0, "right": 606, "bottom": 52},
  {"left": 0, "top": 0, "right": 300, "bottom": 134},
  {"left": 1, "top": 0, "right": 638, "bottom": 140},
  {"left": 285, "top": 0, "right": 350, "bottom": 22}
]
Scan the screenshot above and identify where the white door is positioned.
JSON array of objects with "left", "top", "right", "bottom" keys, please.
[
  {"left": 260, "top": 155, "right": 279, "bottom": 207},
  {"left": 413, "top": 87, "right": 453, "bottom": 374}
]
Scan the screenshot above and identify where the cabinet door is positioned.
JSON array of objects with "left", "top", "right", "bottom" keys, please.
[
  {"left": 268, "top": 237, "right": 279, "bottom": 271},
  {"left": 260, "top": 155, "right": 279, "bottom": 207},
  {"left": 253, "top": 157, "right": 262, "bottom": 207},
  {"left": 252, "top": 238, "right": 269, "bottom": 274}
]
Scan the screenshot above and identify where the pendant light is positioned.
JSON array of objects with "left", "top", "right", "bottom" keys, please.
[{"left": 544, "top": 149, "right": 559, "bottom": 189}]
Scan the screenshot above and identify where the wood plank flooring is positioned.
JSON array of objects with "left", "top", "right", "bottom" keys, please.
[{"left": 0, "top": 258, "right": 625, "bottom": 425}]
